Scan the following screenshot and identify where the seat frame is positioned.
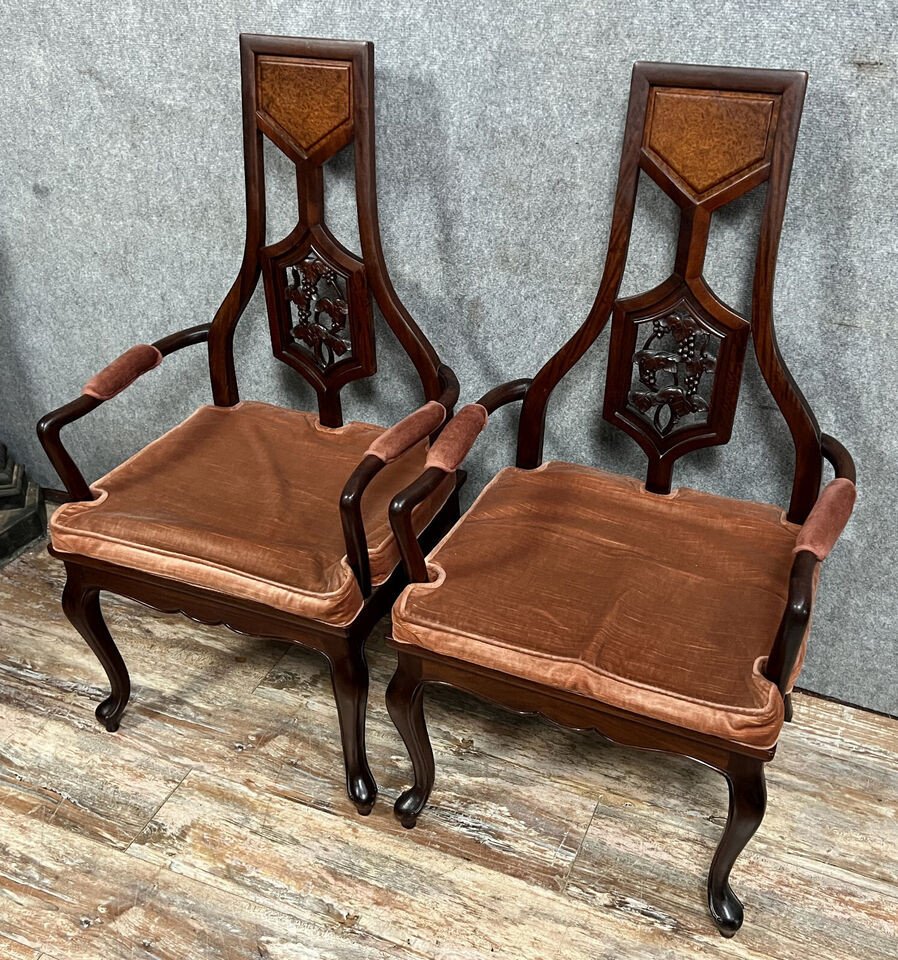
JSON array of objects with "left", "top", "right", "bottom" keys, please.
[
  {"left": 38, "top": 35, "right": 462, "bottom": 815},
  {"left": 383, "top": 62, "right": 856, "bottom": 936}
]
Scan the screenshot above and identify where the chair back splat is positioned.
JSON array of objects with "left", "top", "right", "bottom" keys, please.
[
  {"left": 208, "top": 35, "right": 444, "bottom": 426},
  {"left": 517, "top": 63, "right": 820, "bottom": 523}
]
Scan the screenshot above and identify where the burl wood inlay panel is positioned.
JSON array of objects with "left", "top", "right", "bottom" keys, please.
[
  {"left": 645, "top": 88, "right": 777, "bottom": 197},
  {"left": 257, "top": 56, "right": 353, "bottom": 163}
]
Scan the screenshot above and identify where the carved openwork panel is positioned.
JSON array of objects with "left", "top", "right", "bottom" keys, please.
[
  {"left": 629, "top": 305, "right": 720, "bottom": 436},
  {"left": 286, "top": 252, "right": 352, "bottom": 368},
  {"left": 641, "top": 87, "right": 780, "bottom": 209},
  {"left": 603, "top": 279, "right": 749, "bottom": 465},
  {"left": 262, "top": 228, "right": 375, "bottom": 392}
]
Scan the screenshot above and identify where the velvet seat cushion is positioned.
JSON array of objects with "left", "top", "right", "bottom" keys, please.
[
  {"left": 392, "top": 462, "right": 804, "bottom": 748},
  {"left": 51, "top": 402, "right": 454, "bottom": 625}
]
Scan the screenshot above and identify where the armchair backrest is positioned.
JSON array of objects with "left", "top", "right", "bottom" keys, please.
[
  {"left": 518, "top": 62, "right": 821, "bottom": 523},
  {"left": 208, "top": 35, "right": 445, "bottom": 426}
]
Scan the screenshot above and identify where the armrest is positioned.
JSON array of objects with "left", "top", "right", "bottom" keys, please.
[
  {"left": 82, "top": 344, "right": 162, "bottom": 400},
  {"left": 388, "top": 378, "right": 532, "bottom": 583},
  {"left": 364, "top": 401, "right": 447, "bottom": 464},
  {"left": 339, "top": 400, "right": 449, "bottom": 597},
  {"left": 337, "top": 364, "right": 463, "bottom": 596},
  {"left": 822, "top": 432, "right": 856, "bottom": 482},
  {"left": 793, "top": 477, "right": 856, "bottom": 561},
  {"left": 766, "top": 433, "right": 857, "bottom": 693},
  {"left": 424, "top": 403, "right": 489, "bottom": 472},
  {"left": 37, "top": 323, "right": 211, "bottom": 501}
]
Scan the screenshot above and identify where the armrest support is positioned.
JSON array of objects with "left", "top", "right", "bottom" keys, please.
[
  {"left": 767, "top": 433, "right": 857, "bottom": 693},
  {"left": 37, "top": 323, "right": 211, "bottom": 502},
  {"left": 765, "top": 550, "right": 817, "bottom": 695},
  {"left": 388, "top": 467, "right": 450, "bottom": 584},
  {"left": 340, "top": 397, "right": 450, "bottom": 597},
  {"left": 388, "top": 379, "right": 532, "bottom": 584}
]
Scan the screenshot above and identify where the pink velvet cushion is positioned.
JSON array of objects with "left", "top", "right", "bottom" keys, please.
[
  {"left": 393, "top": 462, "right": 805, "bottom": 748},
  {"left": 50, "top": 402, "right": 454, "bottom": 625},
  {"left": 794, "top": 477, "right": 856, "bottom": 560},
  {"left": 82, "top": 344, "right": 163, "bottom": 400}
]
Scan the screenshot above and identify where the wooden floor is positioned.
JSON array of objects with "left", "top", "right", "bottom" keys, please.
[{"left": 0, "top": 541, "right": 896, "bottom": 959}]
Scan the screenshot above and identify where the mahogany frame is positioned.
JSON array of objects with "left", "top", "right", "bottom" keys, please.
[
  {"left": 383, "top": 62, "right": 856, "bottom": 935},
  {"left": 37, "top": 35, "right": 462, "bottom": 815}
]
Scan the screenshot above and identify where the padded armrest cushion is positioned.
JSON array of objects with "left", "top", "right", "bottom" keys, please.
[
  {"left": 425, "top": 403, "right": 489, "bottom": 472},
  {"left": 82, "top": 344, "right": 163, "bottom": 400},
  {"left": 793, "top": 477, "right": 857, "bottom": 561},
  {"left": 365, "top": 401, "right": 446, "bottom": 464}
]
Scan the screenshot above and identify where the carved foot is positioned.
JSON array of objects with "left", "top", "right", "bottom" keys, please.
[
  {"left": 708, "top": 879, "right": 744, "bottom": 937},
  {"left": 394, "top": 786, "right": 428, "bottom": 829},
  {"left": 95, "top": 695, "right": 127, "bottom": 733},
  {"left": 347, "top": 768, "right": 377, "bottom": 816}
]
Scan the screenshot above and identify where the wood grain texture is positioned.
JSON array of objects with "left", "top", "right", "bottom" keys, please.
[
  {"left": 644, "top": 88, "right": 776, "bottom": 197},
  {"left": 0, "top": 542, "right": 895, "bottom": 957},
  {"left": 257, "top": 56, "right": 353, "bottom": 163}
]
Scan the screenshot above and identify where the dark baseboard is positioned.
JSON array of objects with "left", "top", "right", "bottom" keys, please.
[{"left": 794, "top": 685, "right": 898, "bottom": 723}]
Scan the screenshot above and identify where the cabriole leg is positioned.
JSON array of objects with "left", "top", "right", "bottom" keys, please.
[
  {"left": 385, "top": 654, "right": 434, "bottom": 828},
  {"left": 327, "top": 642, "right": 377, "bottom": 815},
  {"left": 708, "top": 755, "right": 767, "bottom": 937},
  {"left": 61, "top": 569, "right": 130, "bottom": 732}
]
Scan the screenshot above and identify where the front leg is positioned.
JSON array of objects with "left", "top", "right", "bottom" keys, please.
[
  {"left": 708, "top": 755, "right": 767, "bottom": 936},
  {"left": 327, "top": 641, "right": 377, "bottom": 815},
  {"left": 61, "top": 565, "right": 130, "bottom": 731},
  {"left": 385, "top": 652, "right": 434, "bottom": 828}
]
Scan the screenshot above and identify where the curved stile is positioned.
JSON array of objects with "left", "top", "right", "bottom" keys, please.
[{"left": 386, "top": 61, "right": 854, "bottom": 938}]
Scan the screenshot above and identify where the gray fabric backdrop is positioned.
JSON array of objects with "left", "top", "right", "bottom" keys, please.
[{"left": 1, "top": 1, "right": 895, "bottom": 714}]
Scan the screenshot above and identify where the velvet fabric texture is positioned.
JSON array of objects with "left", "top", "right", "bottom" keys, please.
[
  {"left": 392, "top": 462, "right": 805, "bottom": 748},
  {"left": 50, "top": 402, "right": 454, "bottom": 625},
  {"left": 365, "top": 401, "right": 446, "bottom": 464},
  {"left": 82, "top": 344, "right": 163, "bottom": 400},
  {"left": 794, "top": 477, "right": 857, "bottom": 561},
  {"left": 425, "top": 403, "right": 489, "bottom": 472}
]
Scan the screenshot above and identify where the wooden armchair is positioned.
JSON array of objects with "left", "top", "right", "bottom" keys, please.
[
  {"left": 37, "top": 35, "right": 463, "bottom": 815},
  {"left": 384, "top": 63, "right": 857, "bottom": 935}
]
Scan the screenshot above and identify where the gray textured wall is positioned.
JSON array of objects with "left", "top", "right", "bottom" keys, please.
[{"left": 1, "top": 2, "right": 895, "bottom": 714}]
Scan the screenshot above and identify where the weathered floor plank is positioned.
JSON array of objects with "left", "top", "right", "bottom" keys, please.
[
  {"left": 126, "top": 768, "right": 738, "bottom": 959},
  {"left": 0, "top": 933, "right": 40, "bottom": 959},
  {"left": 0, "top": 541, "right": 896, "bottom": 959},
  {"left": 255, "top": 642, "right": 599, "bottom": 888},
  {"left": 0, "top": 785, "right": 404, "bottom": 960}
]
